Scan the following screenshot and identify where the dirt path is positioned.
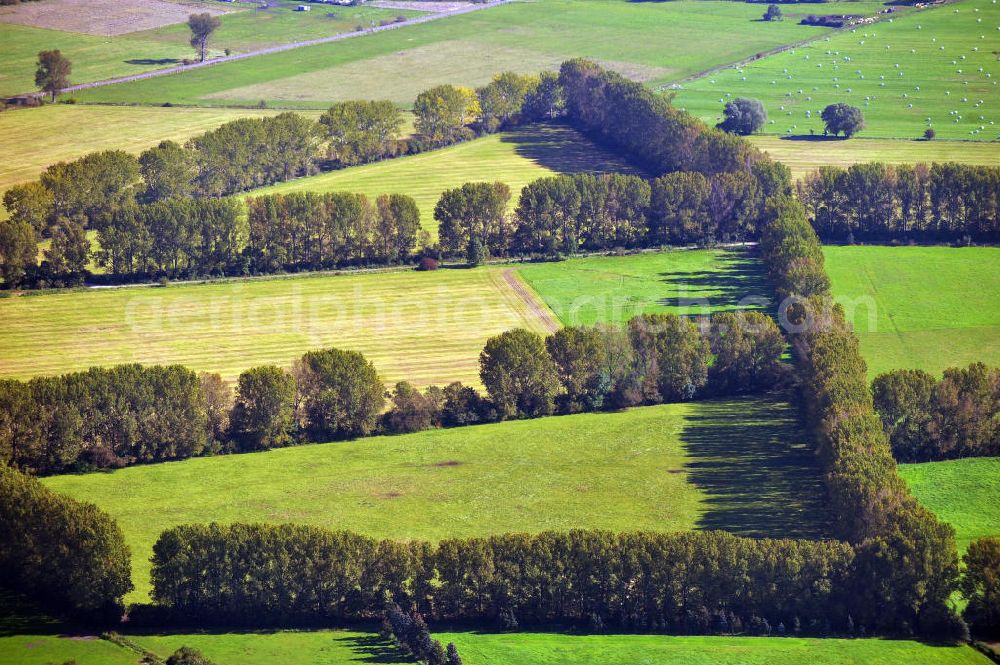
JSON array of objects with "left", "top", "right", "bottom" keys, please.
[
  {"left": 28, "top": 0, "right": 509, "bottom": 98},
  {"left": 501, "top": 268, "right": 561, "bottom": 333}
]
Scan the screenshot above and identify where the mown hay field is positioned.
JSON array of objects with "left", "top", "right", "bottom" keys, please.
[
  {"left": 517, "top": 248, "right": 768, "bottom": 328},
  {"left": 71, "top": 0, "right": 888, "bottom": 107},
  {"left": 44, "top": 396, "right": 831, "bottom": 603},
  {"left": 749, "top": 135, "right": 1000, "bottom": 180},
  {"left": 253, "top": 123, "right": 640, "bottom": 236},
  {"left": 824, "top": 245, "right": 1000, "bottom": 377},
  {"left": 675, "top": 0, "right": 1000, "bottom": 140},
  {"left": 0, "top": 267, "right": 551, "bottom": 387}
]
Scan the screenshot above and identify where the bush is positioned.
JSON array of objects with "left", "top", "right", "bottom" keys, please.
[{"left": 417, "top": 256, "right": 440, "bottom": 271}]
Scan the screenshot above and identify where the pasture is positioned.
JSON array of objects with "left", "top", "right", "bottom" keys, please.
[
  {"left": 517, "top": 248, "right": 768, "bottom": 327},
  {"left": 900, "top": 457, "right": 1000, "bottom": 554},
  {"left": 0, "top": 266, "right": 551, "bottom": 387},
  {"left": 675, "top": 0, "right": 999, "bottom": 140},
  {"left": 70, "top": 0, "right": 887, "bottom": 107},
  {"left": 254, "top": 123, "right": 639, "bottom": 235},
  {"left": 749, "top": 135, "right": 1000, "bottom": 180},
  {"left": 43, "top": 396, "right": 831, "bottom": 602},
  {"left": 0, "top": 105, "right": 322, "bottom": 204},
  {"left": 824, "top": 245, "right": 1000, "bottom": 377}
]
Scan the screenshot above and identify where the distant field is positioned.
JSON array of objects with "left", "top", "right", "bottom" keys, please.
[
  {"left": 254, "top": 123, "right": 640, "bottom": 236},
  {"left": 0, "top": 0, "right": 230, "bottom": 36},
  {"left": 442, "top": 632, "right": 991, "bottom": 665},
  {"left": 0, "top": 21, "right": 192, "bottom": 97},
  {"left": 0, "top": 105, "right": 322, "bottom": 202},
  {"left": 824, "top": 246, "right": 1000, "bottom": 377},
  {"left": 71, "top": 0, "right": 886, "bottom": 107},
  {"left": 750, "top": 136, "right": 1000, "bottom": 180},
  {"left": 0, "top": 267, "right": 551, "bottom": 387},
  {"left": 44, "top": 396, "right": 831, "bottom": 602},
  {"left": 900, "top": 457, "right": 1000, "bottom": 554},
  {"left": 517, "top": 248, "right": 768, "bottom": 327},
  {"left": 675, "top": 0, "right": 999, "bottom": 140}
]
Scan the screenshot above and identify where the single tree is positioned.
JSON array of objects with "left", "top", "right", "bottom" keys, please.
[
  {"left": 230, "top": 366, "right": 296, "bottom": 451},
  {"left": 717, "top": 97, "right": 768, "bottom": 135},
  {"left": 188, "top": 13, "right": 222, "bottom": 63},
  {"left": 961, "top": 536, "right": 1000, "bottom": 637},
  {"left": 923, "top": 127, "right": 936, "bottom": 140},
  {"left": 35, "top": 50, "right": 71, "bottom": 102},
  {"left": 821, "top": 103, "right": 865, "bottom": 138},
  {"left": 763, "top": 4, "right": 783, "bottom": 21},
  {"left": 480, "top": 328, "right": 560, "bottom": 419}
]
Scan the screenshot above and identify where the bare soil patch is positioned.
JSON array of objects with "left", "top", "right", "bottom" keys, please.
[{"left": 0, "top": 0, "right": 234, "bottom": 36}]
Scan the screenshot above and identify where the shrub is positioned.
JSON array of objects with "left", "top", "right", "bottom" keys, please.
[{"left": 417, "top": 256, "right": 440, "bottom": 271}]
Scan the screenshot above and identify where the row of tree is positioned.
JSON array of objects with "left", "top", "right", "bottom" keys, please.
[
  {"left": 2, "top": 307, "right": 786, "bottom": 475},
  {"left": 150, "top": 523, "right": 865, "bottom": 631},
  {"left": 435, "top": 166, "right": 792, "bottom": 259},
  {"left": 872, "top": 363, "right": 999, "bottom": 462},
  {"left": 797, "top": 162, "right": 1000, "bottom": 242},
  {"left": 0, "top": 464, "right": 132, "bottom": 619},
  {"left": 758, "top": 195, "right": 964, "bottom": 638},
  {"left": 384, "top": 605, "right": 462, "bottom": 665}
]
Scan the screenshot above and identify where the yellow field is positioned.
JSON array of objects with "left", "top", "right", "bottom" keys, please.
[
  {"left": 0, "top": 104, "right": 323, "bottom": 203},
  {"left": 750, "top": 136, "right": 1000, "bottom": 180},
  {"left": 0, "top": 267, "right": 554, "bottom": 388}
]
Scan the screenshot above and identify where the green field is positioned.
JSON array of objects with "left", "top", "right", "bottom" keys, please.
[
  {"left": 675, "top": 0, "right": 999, "bottom": 140},
  {"left": 43, "top": 396, "right": 831, "bottom": 602},
  {"left": 824, "top": 245, "right": 1000, "bottom": 377},
  {"left": 71, "top": 0, "right": 886, "bottom": 108},
  {"left": 254, "top": 123, "right": 639, "bottom": 235},
  {"left": 441, "top": 632, "right": 991, "bottom": 665},
  {"left": 0, "top": 105, "right": 322, "bottom": 200},
  {"left": 900, "top": 457, "right": 1000, "bottom": 554},
  {"left": 750, "top": 135, "right": 1000, "bottom": 180},
  {"left": 517, "top": 248, "right": 768, "bottom": 327},
  {"left": 0, "top": 266, "right": 552, "bottom": 387}
]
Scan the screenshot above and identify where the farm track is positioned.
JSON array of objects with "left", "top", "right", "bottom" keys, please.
[
  {"left": 24, "top": 0, "right": 510, "bottom": 98},
  {"left": 499, "top": 268, "right": 561, "bottom": 334}
]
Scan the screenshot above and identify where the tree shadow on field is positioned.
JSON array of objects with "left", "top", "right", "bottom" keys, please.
[
  {"left": 335, "top": 633, "right": 415, "bottom": 663},
  {"left": 655, "top": 249, "right": 771, "bottom": 313},
  {"left": 501, "top": 123, "right": 647, "bottom": 177},
  {"left": 125, "top": 58, "right": 181, "bottom": 65},
  {"left": 681, "top": 398, "right": 832, "bottom": 539},
  {"left": 779, "top": 134, "right": 849, "bottom": 142}
]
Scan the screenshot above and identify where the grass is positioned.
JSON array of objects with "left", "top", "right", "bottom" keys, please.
[
  {"left": 674, "top": 0, "right": 1000, "bottom": 140},
  {"left": 0, "top": 105, "right": 322, "bottom": 204},
  {"left": 517, "top": 248, "right": 768, "bottom": 327},
  {"left": 750, "top": 135, "right": 1000, "bottom": 180},
  {"left": 440, "top": 632, "right": 992, "bottom": 664},
  {"left": 253, "top": 123, "right": 640, "bottom": 236},
  {"left": 43, "top": 396, "right": 831, "bottom": 603},
  {"left": 71, "top": 0, "right": 887, "bottom": 108},
  {"left": 0, "top": 266, "right": 552, "bottom": 387},
  {"left": 823, "top": 246, "right": 1000, "bottom": 377},
  {"left": 900, "top": 457, "right": 1000, "bottom": 554}
]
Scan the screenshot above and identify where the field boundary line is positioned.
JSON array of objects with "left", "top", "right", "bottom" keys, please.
[
  {"left": 499, "top": 267, "right": 561, "bottom": 334},
  {"left": 13, "top": 0, "right": 512, "bottom": 99}
]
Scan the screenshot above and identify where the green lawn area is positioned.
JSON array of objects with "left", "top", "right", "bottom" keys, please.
[
  {"left": 441, "top": 632, "right": 991, "bottom": 665},
  {"left": 71, "top": 0, "right": 887, "bottom": 108},
  {"left": 675, "top": 0, "right": 999, "bottom": 140},
  {"left": 900, "top": 457, "right": 1000, "bottom": 554},
  {"left": 43, "top": 396, "right": 830, "bottom": 603},
  {"left": 253, "top": 123, "right": 640, "bottom": 236},
  {"left": 750, "top": 135, "right": 1000, "bottom": 180},
  {"left": 824, "top": 245, "right": 1000, "bottom": 377},
  {"left": 0, "top": 266, "right": 551, "bottom": 387},
  {"left": 517, "top": 248, "right": 768, "bottom": 327}
]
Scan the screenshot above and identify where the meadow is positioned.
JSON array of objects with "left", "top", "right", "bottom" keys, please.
[
  {"left": 0, "top": 266, "right": 551, "bottom": 387},
  {"left": 70, "top": 0, "right": 887, "bottom": 108},
  {"left": 43, "top": 396, "right": 831, "bottom": 602},
  {"left": 254, "top": 123, "right": 640, "bottom": 235},
  {"left": 824, "top": 245, "right": 1000, "bottom": 377},
  {"left": 900, "top": 457, "right": 1000, "bottom": 554},
  {"left": 749, "top": 135, "right": 1000, "bottom": 180},
  {"left": 0, "top": 105, "right": 322, "bottom": 203},
  {"left": 674, "top": 0, "right": 999, "bottom": 140},
  {"left": 517, "top": 248, "right": 768, "bottom": 327}
]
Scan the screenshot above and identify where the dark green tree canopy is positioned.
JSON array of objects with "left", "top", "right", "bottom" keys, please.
[
  {"left": 35, "top": 49, "right": 71, "bottom": 101},
  {"left": 821, "top": 103, "right": 865, "bottom": 138},
  {"left": 717, "top": 98, "right": 768, "bottom": 136}
]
